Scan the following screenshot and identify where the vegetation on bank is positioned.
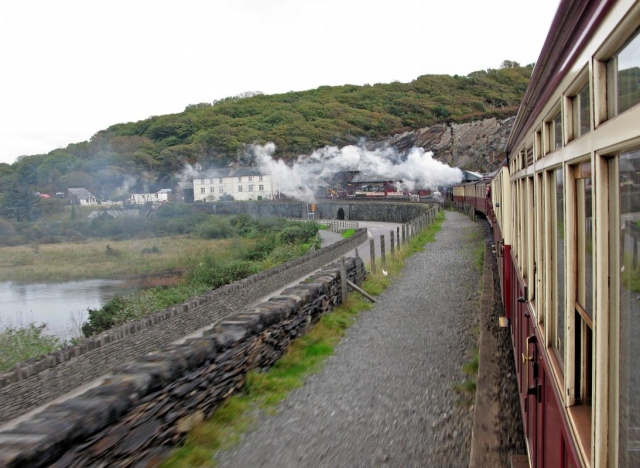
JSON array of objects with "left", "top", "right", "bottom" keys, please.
[
  {"left": 0, "top": 212, "right": 322, "bottom": 367},
  {"left": 0, "top": 323, "right": 61, "bottom": 372},
  {"left": 81, "top": 216, "right": 321, "bottom": 336},
  {"left": 0, "top": 62, "right": 531, "bottom": 210},
  {"left": 161, "top": 211, "right": 445, "bottom": 467}
]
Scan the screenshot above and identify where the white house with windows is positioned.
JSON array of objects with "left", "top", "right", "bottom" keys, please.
[
  {"left": 67, "top": 188, "right": 97, "bottom": 205},
  {"left": 129, "top": 189, "right": 172, "bottom": 205},
  {"left": 192, "top": 167, "right": 278, "bottom": 202}
]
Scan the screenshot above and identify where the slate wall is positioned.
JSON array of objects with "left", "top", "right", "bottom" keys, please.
[
  {"left": 193, "top": 200, "right": 431, "bottom": 224},
  {"left": 0, "top": 229, "right": 368, "bottom": 425},
  {"left": 0, "top": 257, "right": 366, "bottom": 468}
]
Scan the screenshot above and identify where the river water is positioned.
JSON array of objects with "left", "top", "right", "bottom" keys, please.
[{"left": 0, "top": 280, "right": 137, "bottom": 341}]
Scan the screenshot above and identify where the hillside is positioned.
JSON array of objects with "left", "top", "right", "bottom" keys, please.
[{"left": 0, "top": 62, "right": 531, "bottom": 206}]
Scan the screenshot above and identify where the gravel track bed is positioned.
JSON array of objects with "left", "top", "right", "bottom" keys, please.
[{"left": 215, "top": 211, "right": 483, "bottom": 468}]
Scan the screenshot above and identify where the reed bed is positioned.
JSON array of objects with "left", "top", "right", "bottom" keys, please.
[{"left": 0, "top": 236, "right": 247, "bottom": 283}]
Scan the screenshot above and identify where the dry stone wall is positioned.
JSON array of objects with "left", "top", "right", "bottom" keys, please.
[
  {"left": 0, "top": 257, "right": 366, "bottom": 468},
  {"left": 0, "top": 229, "right": 367, "bottom": 425}
]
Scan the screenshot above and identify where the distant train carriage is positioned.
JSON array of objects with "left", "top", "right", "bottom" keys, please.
[{"left": 454, "top": 1, "right": 640, "bottom": 466}]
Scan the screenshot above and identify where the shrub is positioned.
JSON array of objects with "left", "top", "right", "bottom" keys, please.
[
  {"left": 0, "top": 323, "right": 61, "bottom": 371},
  {"left": 194, "top": 216, "right": 234, "bottom": 239}
]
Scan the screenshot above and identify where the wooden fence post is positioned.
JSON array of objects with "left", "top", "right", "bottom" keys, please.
[
  {"left": 390, "top": 231, "right": 395, "bottom": 257},
  {"left": 340, "top": 255, "right": 348, "bottom": 304},
  {"left": 370, "top": 239, "right": 376, "bottom": 274}
]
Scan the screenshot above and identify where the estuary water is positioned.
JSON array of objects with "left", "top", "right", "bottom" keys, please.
[{"left": 0, "top": 280, "right": 138, "bottom": 341}]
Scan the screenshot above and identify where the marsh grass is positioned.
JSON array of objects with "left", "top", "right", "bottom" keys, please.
[
  {"left": 161, "top": 210, "right": 446, "bottom": 467},
  {"left": 0, "top": 236, "right": 243, "bottom": 283}
]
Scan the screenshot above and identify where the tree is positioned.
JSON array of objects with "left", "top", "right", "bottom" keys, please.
[
  {"left": 500, "top": 60, "right": 521, "bottom": 69},
  {"left": 0, "top": 184, "right": 40, "bottom": 222}
]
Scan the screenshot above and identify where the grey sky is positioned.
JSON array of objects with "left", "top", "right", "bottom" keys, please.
[{"left": 0, "top": 0, "right": 559, "bottom": 165}]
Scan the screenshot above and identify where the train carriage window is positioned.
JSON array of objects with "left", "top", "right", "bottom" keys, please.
[
  {"left": 617, "top": 149, "right": 640, "bottom": 467},
  {"left": 544, "top": 107, "right": 563, "bottom": 154},
  {"left": 553, "top": 113, "right": 563, "bottom": 150},
  {"left": 536, "top": 172, "right": 545, "bottom": 328},
  {"left": 571, "top": 83, "right": 591, "bottom": 138},
  {"left": 569, "top": 162, "right": 594, "bottom": 419},
  {"left": 552, "top": 167, "right": 566, "bottom": 366},
  {"left": 608, "top": 28, "right": 640, "bottom": 116}
]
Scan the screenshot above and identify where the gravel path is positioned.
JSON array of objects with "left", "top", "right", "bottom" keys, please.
[{"left": 215, "top": 211, "right": 482, "bottom": 468}]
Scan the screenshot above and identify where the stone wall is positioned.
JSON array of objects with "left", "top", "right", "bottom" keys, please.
[
  {"left": 0, "top": 229, "right": 368, "bottom": 425},
  {"left": 192, "top": 200, "right": 431, "bottom": 224},
  {"left": 0, "top": 257, "right": 366, "bottom": 468},
  {"left": 315, "top": 201, "right": 429, "bottom": 223}
]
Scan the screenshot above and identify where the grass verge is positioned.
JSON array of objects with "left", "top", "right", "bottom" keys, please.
[
  {"left": 341, "top": 228, "right": 356, "bottom": 238},
  {"left": 161, "top": 210, "right": 445, "bottom": 467}
]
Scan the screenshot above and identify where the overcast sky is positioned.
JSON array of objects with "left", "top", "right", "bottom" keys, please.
[{"left": 0, "top": 0, "right": 560, "bottom": 165}]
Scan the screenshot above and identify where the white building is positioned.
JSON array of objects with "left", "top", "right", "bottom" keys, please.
[
  {"left": 67, "top": 188, "right": 97, "bottom": 205},
  {"left": 129, "top": 189, "right": 172, "bottom": 205},
  {"left": 192, "top": 168, "right": 278, "bottom": 202}
]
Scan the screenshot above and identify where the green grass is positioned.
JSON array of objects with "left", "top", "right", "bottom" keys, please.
[
  {"left": 622, "top": 254, "right": 640, "bottom": 293},
  {"left": 161, "top": 210, "right": 446, "bottom": 467},
  {"left": 341, "top": 228, "right": 356, "bottom": 238},
  {"left": 455, "top": 348, "right": 479, "bottom": 405}
]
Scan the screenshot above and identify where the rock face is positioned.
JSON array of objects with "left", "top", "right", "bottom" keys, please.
[{"left": 368, "top": 116, "right": 515, "bottom": 174}]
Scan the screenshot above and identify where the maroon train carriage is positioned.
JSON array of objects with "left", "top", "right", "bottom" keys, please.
[{"left": 454, "top": 1, "right": 640, "bottom": 466}]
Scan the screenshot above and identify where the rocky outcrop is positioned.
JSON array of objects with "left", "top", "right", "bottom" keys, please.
[{"left": 369, "top": 116, "right": 515, "bottom": 174}]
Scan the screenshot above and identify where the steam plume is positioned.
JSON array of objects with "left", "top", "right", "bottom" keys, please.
[{"left": 247, "top": 142, "right": 462, "bottom": 201}]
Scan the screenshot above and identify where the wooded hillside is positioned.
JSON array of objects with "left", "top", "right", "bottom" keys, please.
[{"left": 0, "top": 62, "right": 532, "bottom": 208}]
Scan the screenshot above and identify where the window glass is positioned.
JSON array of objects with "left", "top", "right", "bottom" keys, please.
[
  {"left": 616, "top": 30, "right": 640, "bottom": 114},
  {"left": 219, "top": 187, "right": 223, "bottom": 193},
  {"left": 618, "top": 149, "right": 640, "bottom": 467},
  {"left": 573, "top": 83, "right": 591, "bottom": 138},
  {"left": 553, "top": 113, "right": 563, "bottom": 150},
  {"left": 577, "top": 167, "right": 594, "bottom": 317},
  {"left": 555, "top": 168, "right": 565, "bottom": 363}
]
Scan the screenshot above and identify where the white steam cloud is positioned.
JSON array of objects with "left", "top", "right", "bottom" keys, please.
[
  {"left": 113, "top": 175, "right": 138, "bottom": 198},
  {"left": 247, "top": 142, "right": 462, "bottom": 202}
]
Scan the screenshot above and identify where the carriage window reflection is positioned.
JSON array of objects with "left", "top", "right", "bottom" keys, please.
[
  {"left": 618, "top": 149, "right": 640, "bottom": 467},
  {"left": 572, "top": 83, "right": 591, "bottom": 138},
  {"left": 553, "top": 112, "right": 563, "bottom": 150},
  {"left": 611, "top": 29, "right": 640, "bottom": 115}
]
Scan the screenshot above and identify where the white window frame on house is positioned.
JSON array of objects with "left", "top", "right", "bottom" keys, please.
[
  {"left": 259, "top": 185, "right": 264, "bottom": 191},
  {"left": 200, "top": 187, "right": 205, "bottom": 194},
  {"left": 219, "top": 187, "right": 224, "bottom": 193},
  {"left": 248, "top": 185, "right": 253, "bottom": 192},
  {"left": 238, "top": 186, "right": 243, "bottom": 192}
]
